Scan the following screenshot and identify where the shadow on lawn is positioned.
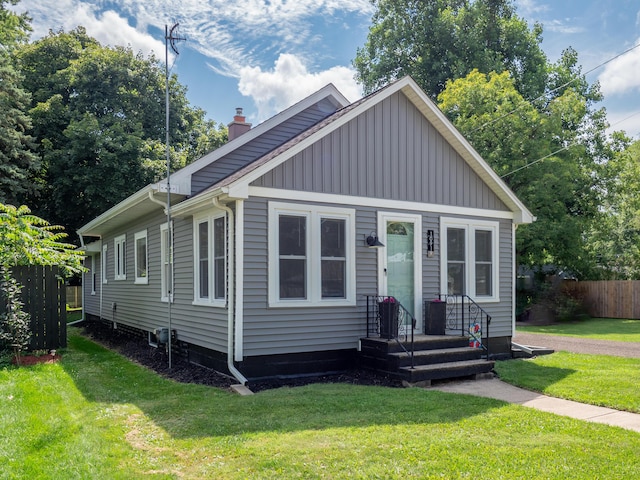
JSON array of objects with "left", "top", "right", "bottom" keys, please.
[
  {"left": 62, "top": 333, "right": 505, "bottom": 439},
  {"left": 496, "top": 357, "right": 576, "bottom": 392}
]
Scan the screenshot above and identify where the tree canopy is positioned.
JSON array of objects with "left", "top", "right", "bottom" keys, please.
[
  {"left": 354, "top": 0, "right": 548, "bottom": 100},
  {"left": 0, "top": 0, "right": 39, "bottom": 205},
  {"left": 15, "top": 27, "right": 227, "bottom": 233}
]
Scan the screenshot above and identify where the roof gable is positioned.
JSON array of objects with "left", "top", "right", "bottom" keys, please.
[{"left": 185, "top": 77, "right": 533, "bottom": 224}]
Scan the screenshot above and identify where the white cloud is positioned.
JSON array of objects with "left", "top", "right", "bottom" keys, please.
[
  {"left": 607, "top": 109, "right": 640, "bottom": 138},
  {"left": 237, "top": 53, "right": 362, "bottom": 121},
  {"left": 598, "top": 39, "right": 640, "bottom": 96},
  {"left": 514, "top": 0, "right": 549, "bottom": 17},
  {"left": 16, "top": 0, "right": 164, "bottom": 57}
]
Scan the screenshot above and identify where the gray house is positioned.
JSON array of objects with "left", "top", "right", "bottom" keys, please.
[{"left": 78, "top": 76, "right": 534, "bottom": 383}]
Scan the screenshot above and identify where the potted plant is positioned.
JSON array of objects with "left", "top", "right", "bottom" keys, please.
[{"left": 378, "top": 296, "right": 399, "bottom": 338}]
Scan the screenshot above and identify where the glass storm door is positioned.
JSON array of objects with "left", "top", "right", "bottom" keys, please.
[{"left": 378, "top": 213, "right": 422, "bottom": 329}]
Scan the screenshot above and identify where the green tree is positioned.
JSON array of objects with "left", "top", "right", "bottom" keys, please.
[
  {"left": 17, "top": 28, "right": 227, "bottom": 233},
  {"left": 586, "top": 136, "right": 640, "bottom": 279},
  {"left": 437, "top": 67, "right": 603, "bottom": 278},
  {"left": 354, "top": 0, "right": 547, "bottom": 100},
  {"left": 0, "top": 0, "right": 39, "bottom": 205}
]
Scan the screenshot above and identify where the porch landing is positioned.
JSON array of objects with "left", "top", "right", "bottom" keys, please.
[{"left": 358, "top": 334, "right": 495, "bottom": 386}]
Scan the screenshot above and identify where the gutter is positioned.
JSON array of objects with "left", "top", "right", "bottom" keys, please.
[{"left": 212, "top": 197, "right": 248, "bottom": 386}]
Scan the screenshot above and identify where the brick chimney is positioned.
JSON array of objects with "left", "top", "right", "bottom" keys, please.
[{"left": 227, "top": 107, "right": 251, "bottom": 141}]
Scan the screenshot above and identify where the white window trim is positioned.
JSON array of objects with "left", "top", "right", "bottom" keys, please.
[
  {"left": 114, "top": 234, "right": 126, "bottom": 281},
  {"left": 160, "top": 222, "right": 173, "bottom": 302},
  {"left": 440, "top": 217, "right": 500, "bottom": 303},
  {"left": 102, "top": 243, "right": 108, "bottom": 284},
  {"left": 192, "top": 211, "right": 226, "bottom": 307},
  {"left": 134, "top": 230, "right": 148, "bottom": 285},
  {"left": 268, "top": 201, "right": 356, "bottom": 308}
]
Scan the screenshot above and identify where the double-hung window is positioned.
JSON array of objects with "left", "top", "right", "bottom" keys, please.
[
  {"left": 102, "top": 244, "right": 108, "bottom": 284},
  {"left": 440, "top": 218, "right": 499, "bottom": 302},
  {"left": 160, "top": 222, "right": 173, "bottom": 302},
  {"left": 134, "top": 230, "right": 148, "bottom": 284},
  {"left": 269, "top": 202, "right": 355, "bottom": 307},
  {"left": 114, "top": 234, "right": 126, "bottom": 280},
  {"left": 194, "top": 213, "right": 226, "bottom": 305}
]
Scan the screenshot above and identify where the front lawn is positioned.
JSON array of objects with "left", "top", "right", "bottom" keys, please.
[
  {"left": 495, "top": 352, "right": 640, "bottom": 413},
  {"left": 516, "top": 317, "right": 640, "bottom": 342},
  {"left": 1, "top": 332, "right": 639, "bottom": 478}
]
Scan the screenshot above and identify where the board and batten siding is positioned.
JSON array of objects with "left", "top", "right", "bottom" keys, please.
[
  {"left": 84, "top": 209, "right": 229, "bottom": 353},
  {"left": 240, "top": 197, "right": 513, "bottom": 357},
  {"left": 190, "top": 98, "right": 341, "bottom": 195},
  {"left": 253, "top": 91, "right": 509, "bottom": 211}
]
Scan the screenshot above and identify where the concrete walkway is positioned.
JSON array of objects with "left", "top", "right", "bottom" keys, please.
[{"left": 431, "top": 378, "right": 640, "bottom": 433}]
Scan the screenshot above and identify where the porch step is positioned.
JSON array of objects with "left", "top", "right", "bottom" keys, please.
[
  {"left": 358, "top": 334, "right": 494, "bottom": 384},
  {"left": 399, "top": 359, "right": 495, "bottom": 384},
  {"left": 389, "top": 346, "right": 482, "bottom": 368}
]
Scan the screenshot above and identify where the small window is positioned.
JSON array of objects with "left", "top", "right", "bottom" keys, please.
[
  {"left": 102, "top": 244, "right": 108, "bottom": 284},
  {"left": 320, "top": 218, "right": 346, "bottom": 298},
  {"left": 193, "top": 213, "right": 226, "bottom": 305},
  {"left": 114, "top": 234, "right": 126, "bottom": 280},
  {"left": 134, "top": 230, "right": 148, "bottom": 284},
  {"left": 160, "top": 223, "right": 173, "bottom": 302}
]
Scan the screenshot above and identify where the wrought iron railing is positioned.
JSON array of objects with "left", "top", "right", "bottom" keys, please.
[
  {"left": 365, "top": 295, "right": 416, "bottom": 368},
  {"left": 437, "top": 294, "right": 492, "bottom": 358}
]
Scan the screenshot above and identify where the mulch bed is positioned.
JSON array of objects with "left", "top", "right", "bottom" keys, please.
[{"left": 79, "top": 321, "right": 403, "bottom": 392}]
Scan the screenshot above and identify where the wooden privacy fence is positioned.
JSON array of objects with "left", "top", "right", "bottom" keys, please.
[
  {"left": 2, "top": 265, "right": 67, "bottom": 350},
  {"left": 563, "top": 280, "right": 640, "bottom": 319}
]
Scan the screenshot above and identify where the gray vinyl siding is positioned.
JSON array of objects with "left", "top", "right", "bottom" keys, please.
[
  {"left": 254, "top": 91, "right": 509, "bottom": 211},
  {"left": 190, "top": 98, "right": 340, "bottom": 195},
  {"left": 240, "top": 197, "right": 513, "bottom": 357},
  {"left": 86, "top": 210, "right": 229, "bottom": 354}
]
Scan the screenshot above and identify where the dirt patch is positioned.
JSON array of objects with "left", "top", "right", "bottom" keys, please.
[
  {"left": 12, "top": 353, "right": 61, "bottom": 366},
  {"left": 79, "top": 321, "right": 402, "bottom": 392}
]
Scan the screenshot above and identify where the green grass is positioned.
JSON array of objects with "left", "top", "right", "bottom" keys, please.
[
  {"left": 66, "top": 308, "right": 82, "bottom": 323},
  {"left": 1, "top": 331, "right": 639, "bottom": 478},
  {"left": 516, "top": 317, "right": 640, "bottom": 342},
  {"left": 496, "top": 352, "right": 640, "bottom": 413}
]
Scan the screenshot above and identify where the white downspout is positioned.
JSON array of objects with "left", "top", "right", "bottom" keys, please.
[{"left": 213, "top": 197, "right": 248, "bottom": 385}]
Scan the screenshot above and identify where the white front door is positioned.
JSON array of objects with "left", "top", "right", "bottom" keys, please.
[{"left": 378, "top": 212, "right": 423, "bottom": 331}]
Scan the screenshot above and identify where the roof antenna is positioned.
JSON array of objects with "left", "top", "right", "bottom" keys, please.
[{"left": 164, "top": 23, "right": 185, "bottom": 369}]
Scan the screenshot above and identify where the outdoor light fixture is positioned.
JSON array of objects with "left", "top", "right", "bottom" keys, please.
[{"left": 365, "top": 231, "right": 384, "bottom": 248}]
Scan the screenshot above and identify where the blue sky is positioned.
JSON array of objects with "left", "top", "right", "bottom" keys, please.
[{"left": 12, "top": 0, "right": 640, "bottom": 138}]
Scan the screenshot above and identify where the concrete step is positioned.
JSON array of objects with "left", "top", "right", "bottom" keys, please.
[
  {"left": 360, "top": 335, "right": 469, "bottom": 355},
  {"left": 398, "top": 359, "right": 495, "bottom": 384},
  {"left": 389, "top": 346, "right": 483, "bottom": 367}
]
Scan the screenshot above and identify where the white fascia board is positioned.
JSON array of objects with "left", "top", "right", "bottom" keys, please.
[
  {"left": 249, "top": 186, "right": 516, "bottom": 221},
  {"left": 77, "top": 184, "right": 155, "bottom": 236}
]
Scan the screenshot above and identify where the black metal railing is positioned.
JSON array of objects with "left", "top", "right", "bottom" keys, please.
[
  {"left": 437, "top": 294, "right": 492, "bottom": 358},
  {"left": 365, "top": 295, "right": 416, "bottom": 368}
]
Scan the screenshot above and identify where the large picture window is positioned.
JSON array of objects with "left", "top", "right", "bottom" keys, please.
[
  {"left": 441, "top": 218, "right": 499, "bottom": 302},
  {"left": 193, "top": 213, "right": 226, "bottom": 305},
  {"left": 269, "top": 202, "right": 355, "bottom": 307}
]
